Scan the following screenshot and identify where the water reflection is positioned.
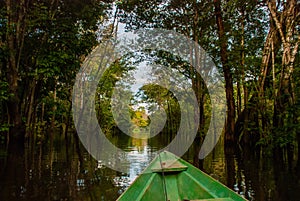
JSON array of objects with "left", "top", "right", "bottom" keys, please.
[
  {"left": 0, "top": 132, "right": 299, "bottom": 200},
  {"left": 113, "top": 132, "right": 157, "bottom": 190}
]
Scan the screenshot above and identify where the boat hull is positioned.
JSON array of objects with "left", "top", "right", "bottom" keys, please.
[{"left": 117, "top": 151, "right": 247, "bottom": 201}]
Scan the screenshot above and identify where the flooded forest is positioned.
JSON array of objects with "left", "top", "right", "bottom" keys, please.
[{"left": 0, "top": 0, "right": 300, "bottom": 200}]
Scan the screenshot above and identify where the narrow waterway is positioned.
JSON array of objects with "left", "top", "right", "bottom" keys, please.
[{"left": 0, "top": 131, "right": 299, "bottom": 201}]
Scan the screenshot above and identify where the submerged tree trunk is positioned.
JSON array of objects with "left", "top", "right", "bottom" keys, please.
[
  {"left": 267, "top": 0, "right": 299, "bottom": 164},
  {"left": 214, "top": 0, "right": 235, "bottom": 143},
  {"left": 268, "top": 0, "right": 299, "bottom": 127},
  {"left": 5, "top": 0, "right": 28, "bottom": 140}
]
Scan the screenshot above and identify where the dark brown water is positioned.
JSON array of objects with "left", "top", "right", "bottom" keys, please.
[{"left": 0, "top": 132, "right": 299, "bottom": 201}]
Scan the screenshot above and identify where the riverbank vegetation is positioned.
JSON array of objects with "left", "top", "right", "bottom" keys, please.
[{"left": 0, "top": 0, "right": 300, "bottom": 168}]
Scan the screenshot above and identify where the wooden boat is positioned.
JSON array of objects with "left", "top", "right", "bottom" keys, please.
[{"left": 117, "top": 151, "right": 247, "bottom": 201}]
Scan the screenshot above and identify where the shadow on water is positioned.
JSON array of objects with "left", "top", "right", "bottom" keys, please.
[{"left": 0, "top": 131, "right": 300, "bottom": 201}]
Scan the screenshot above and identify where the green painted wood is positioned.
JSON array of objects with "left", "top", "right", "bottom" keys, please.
[
  {"left": 151, "top": 159, "right": 188, "bottom": 173},
  {"left": 117, "top": 151, "right": 247, "bottom": 201},
  {"left": 165, "top": 174, "right": 180, "bottom": 200}
]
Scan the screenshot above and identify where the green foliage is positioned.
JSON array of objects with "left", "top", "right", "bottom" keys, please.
[
  {"left": 95, "top": 60, "right": 135, "bottom": 135},
  {"left": 131, "top": 108, "right": 149, "bottom": 127},
  {"left": 137, "top": 83, "right": 181, "bottom": 135},
  {"left": 117, "top": 0, "right": 300, "bottom": 153},
  {"left": 0, "top": 81, "right": 10, "bottom": 101},
  {"left": 0, "top": 0, "right": 299, "bottom": 158},
  {"left": 0, "top": 123, "right": 9, "bottom": 132},
  {"left": 1, "top": 0, "right": 113, "bottom": 131}
]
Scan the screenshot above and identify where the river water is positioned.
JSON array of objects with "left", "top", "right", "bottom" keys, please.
[{"left": 0, "top": 131, "right": 299, "bottom": 201}]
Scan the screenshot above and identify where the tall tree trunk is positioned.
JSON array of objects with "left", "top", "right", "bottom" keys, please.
[
  {"left": 214, "top": 0, "right": 235, "bottom": 143},
  {"left": 5, "top": 0, "right": 28, "bottom": 140},
  {"left": 267, "top": 0, "right": 299, "bottom": 163},
  {"left": 240, "top": 8, "right": 248, "bottom": 137},
  {"left": 192, "top": 3, "right": 205, "bottom": 135},
  {"left": 268, "top": 0, "right": 299, "bottom": 127},
  {"left": 51, "top": 83, "right": 57, "bottom": 129},
  {"left": 25, "top": 79, "right": 37, "bottom": 132},
  {"left": 236, "top": 8, "right": 281, "bottom": 142}
]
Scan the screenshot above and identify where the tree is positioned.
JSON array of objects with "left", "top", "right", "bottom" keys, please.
[
  {"left": 213, "top": 0, "right": 235, "bottom": 142},
  {"left": 1, "top": 0, "right": 113, "bottom": 141}
]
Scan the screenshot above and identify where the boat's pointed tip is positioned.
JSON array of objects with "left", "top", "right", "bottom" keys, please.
[
  {"left": 158, "top": 150, "right": 178, "bottom": 157},
  {"left": 157, "top": 150, "right": 170, "bottom": 155},
  {"left": 162, "top": 150, "right": 171, "bottom": 154}
]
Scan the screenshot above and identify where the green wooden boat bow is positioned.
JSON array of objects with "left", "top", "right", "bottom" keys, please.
[{"left": 117, "top": 151, "right": 247, "bottom": 201}]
